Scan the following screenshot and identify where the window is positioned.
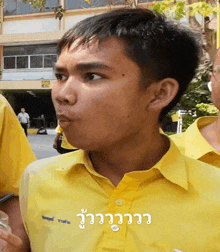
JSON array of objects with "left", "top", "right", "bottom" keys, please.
[
  {"left": 4, "top": 0, "right": 59, "bottom": 16},
  {"left": 4, "top": 57, "right": 15, "bottom": 69},
  {"left": 44, "top": 55, "right": 57, "bottom": 68},
  {"left": 65, "top": 0, "right": 153, "bottom": 10},
  {"left": 3, "top": 44, "right": 57, "bottom": 70},
  {"left": 30, "top": 56, "right": 43, "bottom": 68},
  {"left": 66, "top": 0, "right": 124, "bottom": 9},
  {"left": 17, "top": 56, "right": 28, "bottom": 69},
  {"left": 4, "top": 44, "right": 57, "bottom": 57}
]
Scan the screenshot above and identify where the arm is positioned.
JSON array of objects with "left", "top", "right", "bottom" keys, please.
[
  {"left": 0, "top": 196, "right": 30, "bottom": 252},
  {"left": 0, "top": 96, "right": 36, "bottom": 251}
]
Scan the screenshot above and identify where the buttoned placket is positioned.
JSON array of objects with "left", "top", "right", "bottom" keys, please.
[{"left": 97, "top": 177, "right": 142, "bottom": 252}]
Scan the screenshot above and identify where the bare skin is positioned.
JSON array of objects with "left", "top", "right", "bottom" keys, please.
[
  {"left": 200, "top": 48, "right": 220, "bottom": 154},
  {"left": 52, "top": 37, "right": 179, "bottom": 187},
  {"left": 0, "top": 196, "right": 30, "bottom": 252},
  {"left": 89, "top": 133, "right": 170, "bottom": 186},
  {"left": 200, "top": 117, "right": 220, "bottom": 153}
]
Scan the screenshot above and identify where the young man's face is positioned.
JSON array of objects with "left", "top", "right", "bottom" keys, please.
[
  {"left": 211, "top": 48, "right": 220, "bottom": 110},
  {"left": 21, "top": 108, "right": 25, "bottom": 113},
  {"left": 52, "top": 37, "right": 155, "bottom": 151}
]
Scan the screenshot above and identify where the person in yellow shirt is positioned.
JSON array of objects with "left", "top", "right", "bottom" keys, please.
[
  {"left": 0, "top": 94, "right": 36, "bottom": 251},
  {"left": 171, "top": 48, "right": 220, "bottom": 168},
  {"left": 19, "top": 8, "right": 220, "bottom": 252},
  {"left": 53, "top": 124, "right": 77, "bottom": 154}
]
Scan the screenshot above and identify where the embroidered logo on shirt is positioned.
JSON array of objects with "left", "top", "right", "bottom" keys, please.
[{"left": 42, "top": 215, "right": 71, "bottom": 224}]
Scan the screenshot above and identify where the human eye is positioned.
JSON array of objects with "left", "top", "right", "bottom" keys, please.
[
  {"left": 85, "top": 73, "right": 102, "bottom": 81},
  {"left": 55, "top": 73, "right": 68, "bottom": 81}
]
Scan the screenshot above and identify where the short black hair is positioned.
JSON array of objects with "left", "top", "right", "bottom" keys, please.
[{"left": 58, "top": 8, "right": 201, "bottom": 120}]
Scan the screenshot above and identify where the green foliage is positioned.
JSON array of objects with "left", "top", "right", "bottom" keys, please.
[
  {"left": 152, "top": 0, "right": 170, "bottom": 14},
  {"left": 167, "top": 103, "right": 219, "bottom": 133},
  {"left": 166, "top": 59, "right": 216, "bottom": 133},
  {"left": 182, "top": 103, "right": 218, "bottom": 132},
  {"left": 14, "top": 0, "right": 46, "bottom": 10},
  {"left": 172, "top": 0, "right": 186, "bottom": 20},
  {"left": 152, "top": 0, "right": 218, "bottom": 20},
  {"left": 169, "top": 61, "right": 214, "bottom": 132},
  {"left": 176, "top": 60, "right": 212, "bottom": 112},
  {"left": 188, "top": 2, "right": 218, "bottom": 17},
  {"left": 181, "top": 114, "right": 196, "bottom": 132},
  {"left": 178, "top": 81, "right": 211, "bottom": 112},
  {"left": 0, "top": 0, "right": 50, "bottom": 10},
  {"left": 54, "top": 5, "right": 65, "bottom": 20},
  {"left": 195, "top": 103, "right": 219, "bottom": 117},
  {"left": 0, "top": 0, "right": 66, "bottom": 20}
]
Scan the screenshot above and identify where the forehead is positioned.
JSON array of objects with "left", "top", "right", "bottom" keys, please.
[{"left": 57, "top": 37, "right": 129, "bottom": 65}]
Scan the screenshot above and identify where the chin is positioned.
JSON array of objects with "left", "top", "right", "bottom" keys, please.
[{"left": 66, "top": 136, "right": 88, "bottom": 150}]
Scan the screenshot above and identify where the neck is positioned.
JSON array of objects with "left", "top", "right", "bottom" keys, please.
[
  {"left": 89, "top": 126, "right": 170, "bottom": 186},
  {"left": 215, "top": 116, "right": 220, "bottom": 140},
  {"left": 200, "top": 116, "right": 220, "bottom": 152}
]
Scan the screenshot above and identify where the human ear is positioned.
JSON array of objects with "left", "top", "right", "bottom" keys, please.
[{"left": 146, "top": 78, "right": 179, "bottom": 111}]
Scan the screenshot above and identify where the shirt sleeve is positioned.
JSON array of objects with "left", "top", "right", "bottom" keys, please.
[
  {"left": 0, "top": 95, "right": 36, "bottom": 195},
  {"left": 19, "top": 158, "right": 56, "bottom": 238}
]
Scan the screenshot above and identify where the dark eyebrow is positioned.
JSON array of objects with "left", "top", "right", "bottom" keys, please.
[
  {"left": 53, "top": 64, "right": 67, "bottom": 72},
  {"left": 75, "top": 62, "right": 112, "bottom": 71},
  {"left": 53, "top": 62, "right": 112, "bottom": 73},
  {"left": 53, "top": 64, "right": 67, "bottom": 73}
]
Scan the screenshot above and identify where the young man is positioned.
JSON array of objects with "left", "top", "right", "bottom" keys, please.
[
  {"left": 20, "top": 8, "right": 220, "bottom": 251},
  {"left": 17, "top": 108, "right": 30, "bottom": 136},
  {"left": 0, "top": 95, "right": 36, "bottom": 251},
  {"left": 171, "top": 48, "right": 220, "bottom": 168}
]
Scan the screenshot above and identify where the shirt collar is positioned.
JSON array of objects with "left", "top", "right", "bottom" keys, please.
[
  {"left": 184, "top": 117, "right": 218, "bottom": 160},
  {"left": 55, "top": 150, "right": 104, "bottom": 178},
  {"left": 55, "top": 139, "right": 188, "bottom": 191},
  {"left": 153, "top": 139, "right": 188, "bottom": 190}
]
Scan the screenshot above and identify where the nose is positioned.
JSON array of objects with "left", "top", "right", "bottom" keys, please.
[{"left": 52, "top": 77, "right": 77, "bottom": 105}]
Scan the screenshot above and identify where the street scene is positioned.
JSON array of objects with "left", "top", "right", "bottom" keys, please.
[
  {"left": 1, "top": 0, "right": 220, "bottom": 251},
  {"left": 28, "top": 133, "right": 58, "bottom": 159}
]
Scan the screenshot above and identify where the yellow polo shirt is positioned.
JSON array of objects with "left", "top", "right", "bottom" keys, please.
[
  {"left": 171, "top": 117, "right": 220, "bottom": 168},
  {"left": 0, "top": 95, "right": 36, "bottom": 196},
  {"left": 20, "top": 139, "right": 220, "bottom": 251},
  {"left": 55, "top": 125, "right": 76, "bottom": 150}
]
